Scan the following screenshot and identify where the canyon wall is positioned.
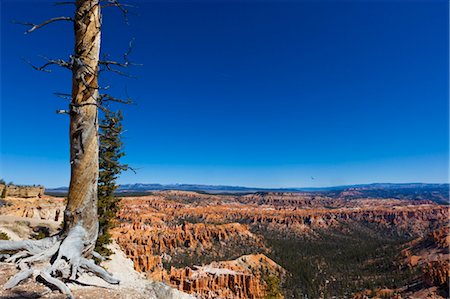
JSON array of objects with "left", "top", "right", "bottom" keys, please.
[
  {"left": 112, "top": 192, "right": 448, "bottom": 298},
  {"left": 112, "top": 208, "right": 276, "bottom": 299}
]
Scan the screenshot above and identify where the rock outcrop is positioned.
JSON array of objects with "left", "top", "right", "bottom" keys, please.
[
  {"left": 0, "top": 196, "right": 64, "bottom": 222},
  {"left": 0, "top": 184, "right": 44, "bottom": 198},
  {"left": 402, "top": 225, "right": 449, "bottom": 292},
  {"left": 168, "top": 254, "right": 285, "bottom": 299}
]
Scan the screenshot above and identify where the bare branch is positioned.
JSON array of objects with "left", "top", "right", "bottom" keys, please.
[
  {"left": 13, "top": 17, "right": 74, "bottom": 34},
  {"left": 53, "top": 1, "right": 75, "bottom": 6},
  {"left": 123, "top": 39, "right": 135, "bottom": 65},
  {"left": 23, "top": 56, "right": 72, "bottom": 73},
  {"left": 54, "top": 92, "right": 72, "bottom": 101},
  {"left": 99, "top": 94, "right": 133, "bottom": 105},
  {"left": 56, "top": 110, "right": 70, "bottom": 115},
  {"left": 99, "top": 39, "right": 142, "bottom": 77},
  {"left": 100, "top": 65, "right": 134, "bottom": 77},
  {"left": 100, "top": 0, "right": 136, "bottom": 23},
  {"left": 97, "top": 104, "right": 109, "bottom": 114},
  {"left": 101, "top": 1, "right": 135, "bottom": 10}
]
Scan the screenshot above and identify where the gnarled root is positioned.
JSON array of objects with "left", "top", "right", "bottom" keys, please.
[{"left": 0, "top": 225, "right": 119, "bottom": 299}]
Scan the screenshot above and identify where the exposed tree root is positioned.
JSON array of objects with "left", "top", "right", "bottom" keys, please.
[{"left": 0, "top": 225, "right": 119, "bottom": 299}]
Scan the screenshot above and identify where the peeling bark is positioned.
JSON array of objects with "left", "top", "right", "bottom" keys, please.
[{"left": 64, "top": 0, "right": 102, "bottom": 252}]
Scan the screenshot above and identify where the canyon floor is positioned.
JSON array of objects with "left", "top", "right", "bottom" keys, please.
[{"left": 0, "top": 190, "right": 448, "bottom": 299}]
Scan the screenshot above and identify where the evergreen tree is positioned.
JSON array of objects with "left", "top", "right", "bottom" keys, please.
[{"left": 95, "top": 110, "right": 128, "bottom": 257}]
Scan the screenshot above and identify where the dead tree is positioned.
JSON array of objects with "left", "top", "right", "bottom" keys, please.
[{"left": 0, "top": 1, "right": 136, "bottom": 298}]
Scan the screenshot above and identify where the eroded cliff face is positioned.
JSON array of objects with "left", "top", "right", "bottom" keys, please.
[
  {"left": 167, "top": 254, "right": 285, "bottom": 299},
  {"left": 111, "top": 191, "right": 448, "bottom": 299},
  {"left": 0, "top": 196, "right": 64, "bottom": 222},
  {"left": 114, "top": 193, "right": 447, "bottom": 238},
  {"left": 112, "top": 199, "right": 275, "bottom": 298},
  {"left": 0, "top": 184, "right": 44, "bottom": 198},
  {"left": 402, "top": 225, "right": 449, "bottom": 291}
]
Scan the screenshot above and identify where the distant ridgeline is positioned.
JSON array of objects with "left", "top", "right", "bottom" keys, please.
[
  {"left": 0, "top": 183, "right": 44, "bottom": 198},
  {"left": 118, "top": 183, "right": 450, "bottom": 204},
  {"left": 322, "top": 183, "right": 450, "bottom": 205},
  {"left": 47, "top": 183, "right": 450, "bottom": 204}
]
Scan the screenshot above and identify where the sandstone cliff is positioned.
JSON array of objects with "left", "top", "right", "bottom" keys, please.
[
  {"left": 0, "top": 196, "right": 64, "bottom": 223},
  {"left": 0, "top": 184, "right": 44, "bottom": 198},
  {"left": 168, "top": 254, "right": 285, "bottom": 299}
]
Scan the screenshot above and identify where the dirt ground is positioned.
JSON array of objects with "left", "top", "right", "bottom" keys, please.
[{"left": 0, "top": 263, "right": 127, "bottom": 299}]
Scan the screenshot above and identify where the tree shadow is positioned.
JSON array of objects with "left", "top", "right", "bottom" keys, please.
[{"left": 1, "top": 289, "right": 44, "bottom": 299}]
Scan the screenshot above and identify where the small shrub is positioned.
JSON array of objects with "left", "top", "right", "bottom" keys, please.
[
  {"left": 0, "top": 231, "right": 10, "bottom": 240},
  {"left": 264, "top": 274, "right": 283, "bottom": 299},
  {"left": 32, "top": 226, "right": 50, "bottom": 240}
]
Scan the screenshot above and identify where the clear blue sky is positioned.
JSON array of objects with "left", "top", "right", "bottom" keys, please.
[{"left": 0, "top": 0, "right": 448, "bottom": 188}]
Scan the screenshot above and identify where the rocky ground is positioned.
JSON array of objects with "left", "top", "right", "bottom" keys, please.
[
  {"left": 0, "top": 196, "right": 193, "bottom": 299},
  {"left": 0, "top": 245, "right": 194, "bottom": 299}
]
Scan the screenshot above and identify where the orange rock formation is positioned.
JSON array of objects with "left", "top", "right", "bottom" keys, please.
[
  {"left": 112, "top": 192, "right": 448, "bottom": 298},
  {"left": 0, "top": 196, "right": 64, "bottom": 222},
  {"left": 403, "top": 225, "right": 449, "bottom": 290}
]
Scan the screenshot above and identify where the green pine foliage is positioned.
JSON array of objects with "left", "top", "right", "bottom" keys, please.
[
  {"left": 0, "top": 232, "right": 10, "bottom": 240},
  {"left": 95, "top": 110, "right": 127, "bottom": 257},
  {"left": 260, "top": 223, "right": 417, "bottom": 298},
  {"left": 263, "top": 274, "right": 283, "bottom": 299}
]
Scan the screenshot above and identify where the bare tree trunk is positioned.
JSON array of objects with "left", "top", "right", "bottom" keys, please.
[
  {"left": 64, "top": 0, "right": 101, "bottom": 254},
  {"left": 0, "top": 2, "right": 120, "bottom": 297}
]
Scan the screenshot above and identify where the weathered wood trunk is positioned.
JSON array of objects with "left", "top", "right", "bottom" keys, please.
[
  {"left": 0, "top": 2, "right": 120, "bottom": 295},
  {"left": 64, "top": 0, "right": 101, "bottom": 254}
]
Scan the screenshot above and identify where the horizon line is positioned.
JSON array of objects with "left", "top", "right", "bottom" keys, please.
[{"left": 46, "top": 181, "right": 450, "bottom": 190}]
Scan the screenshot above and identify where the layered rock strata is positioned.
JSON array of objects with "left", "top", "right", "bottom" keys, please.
[{"left": 0, "top": 184, "right": 44, "bottom": 198}]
